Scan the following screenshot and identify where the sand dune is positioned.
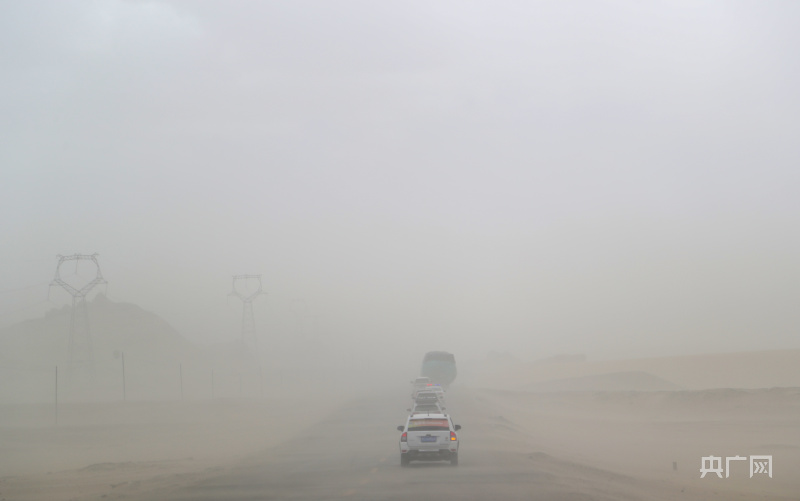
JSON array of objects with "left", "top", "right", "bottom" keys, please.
[
  {"left": 525, "top": 370, "right": 681, "bottom": 392},
  {"left": 462, "top": 348, "right": 800, "bottom": 390}
]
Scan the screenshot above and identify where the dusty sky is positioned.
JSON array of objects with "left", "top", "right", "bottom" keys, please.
[{"left": 1, "top": 0, "right": 799, "bottom": 363}]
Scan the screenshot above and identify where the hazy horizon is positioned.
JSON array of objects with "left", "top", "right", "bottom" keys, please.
[{"left": 2, "top": 1, "right": 799, "bottom": 363}]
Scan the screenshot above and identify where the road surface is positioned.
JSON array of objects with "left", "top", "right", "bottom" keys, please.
[{"left": 144, "top": 388, "right": 703, "bottom": 501}]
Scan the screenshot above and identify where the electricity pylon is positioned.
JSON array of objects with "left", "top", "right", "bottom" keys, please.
[
  {"left": 229, "top": 275, "right": 265, "bottom": 349},
  {"left": 49, "top": 253, "right": 107, "bottom": 378}
]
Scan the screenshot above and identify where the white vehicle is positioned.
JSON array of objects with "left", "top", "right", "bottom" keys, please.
[
  {"left": 410, "top": 377, "right": 431, "bottom": 398},
  {"left": 413, "top": 390, "right": 445, "bottom": 406},
  {"left": 408, "top": 401, "right": 445, "bottom": 414},
  {"left": 429, "top": 384, "right": 446, "bottom": 400},
  {"left": 397, "top": 413, "right": 461, "bottom": 466},
  {"left": 411, "top": 381, "right": 446, "bottom": 400}
]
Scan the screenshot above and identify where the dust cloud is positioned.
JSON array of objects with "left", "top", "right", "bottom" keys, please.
[{"left": 2, "top": 1, "right": 800, "bottom": 500}]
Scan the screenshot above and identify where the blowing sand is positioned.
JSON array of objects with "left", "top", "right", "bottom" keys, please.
[
  {"left": 2, "top": 382, "right": 798, "bottom": 500},
  {"left": 0, "top": 396, "right": 338, "bottom": 500}
]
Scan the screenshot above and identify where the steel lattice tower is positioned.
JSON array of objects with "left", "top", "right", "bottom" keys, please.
[
  {"left": 49, "top": 253, "right": 107, "bottom": 378},
  {"left": 229, "top": 275, "right": 265, "bottom": 349}
]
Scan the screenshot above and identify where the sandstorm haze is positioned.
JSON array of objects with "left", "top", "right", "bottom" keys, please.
[
  {"left": 2, "top": 0, "right": 799, "bottom": 365},
  {"left": 4, "top": 3, "right": 800, "bottom": 501}
]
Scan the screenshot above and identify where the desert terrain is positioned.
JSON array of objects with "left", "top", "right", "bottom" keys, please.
[
  {"left": 4, "top": 2, "right": 800, "bottom": 499},
  {"left": 2, "top": 351, "right": 799, "bottom": 501}
]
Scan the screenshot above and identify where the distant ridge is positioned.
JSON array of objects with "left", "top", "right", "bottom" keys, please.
[
  {"left": 0, "top": 294, "right": 257, "bottom": 402},
  {"left": 527, "top": 371, "right": 682, "bottom": 392},
  {"left": 0, "top": 293, "right": 202, "bottom": 367},
  {"left": 462, "top": 349, "right": 800, "bottom": 391}
]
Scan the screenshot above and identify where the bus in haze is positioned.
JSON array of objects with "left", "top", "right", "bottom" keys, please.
[{"left": 420, "top": 351, "right": 457, "bottom": 387}]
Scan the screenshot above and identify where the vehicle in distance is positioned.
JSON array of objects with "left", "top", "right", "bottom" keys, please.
[
  {"left": 409, "top": 402, "right": 445, "bottom": 414},
  {"left": 410, "top": 377, "right": 432, "bottom": 399},
  {"left": 397, "top": 413, "right": 461, "bottom": 466},
  {"left": 411, "top": 383, "right": 445, "bottom": 400},
  {"left": 428, "top": 384, "right": 446, "bottom": 399},
  {"left": 420, "top": 351, "right": 457, "bottom": 387},
  {"left": 414, "top": 390, "right": 444, "bottom": 406}
]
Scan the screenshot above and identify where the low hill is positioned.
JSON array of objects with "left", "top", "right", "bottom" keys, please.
[
  {"left": 0, "top": 295, "right": 258, "bottom": 402},
  {"left": 527, "top": 370, "right": 682, "bottom": 392},
  {"left": 463, "top": 349, "right": 800, "bottom": 391},
  {"left": 0, "top": 294, "right": 201, "bottom": 366}
]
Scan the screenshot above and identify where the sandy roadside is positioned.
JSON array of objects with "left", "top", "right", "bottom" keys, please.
[
  {"left": 2, "top": 386, "right": 799, "bottom": 501},
  {"left": 460, "top": 385, "right": 800, "bottom": 499},
  {"left": 0, "top": 396, "right": 339, "bottom": 501}
]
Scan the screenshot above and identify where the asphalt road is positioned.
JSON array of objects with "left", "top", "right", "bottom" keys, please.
[{"left": 145, "top": 388, "right": 691, "bottom": 501}]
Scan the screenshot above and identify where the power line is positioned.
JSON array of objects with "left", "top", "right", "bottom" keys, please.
[
  {"left": 48, "top": 253, "right": 107, "bottom": 380},
  {"left": 229, "top": 274, "right": 265, "bottom": 350}
]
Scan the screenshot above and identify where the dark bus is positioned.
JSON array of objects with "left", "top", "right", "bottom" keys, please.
[{"left": 420, "top": 351, "right": 457, "bottom": 387}]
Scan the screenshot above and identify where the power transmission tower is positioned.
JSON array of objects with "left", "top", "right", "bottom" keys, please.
[
  {"left": 49, "top": 253, "right": 107, "bottom": 379},
  {"left": 229, "top": 275, "right": 265, "bottom": 350}
]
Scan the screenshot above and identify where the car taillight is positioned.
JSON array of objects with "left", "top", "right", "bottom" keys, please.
[
  {"left": 401, "top": 432, "right": 407, "bottom": 442},
  {"left": 450, "top": 431, "right": 457, "bottom": 441}
]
